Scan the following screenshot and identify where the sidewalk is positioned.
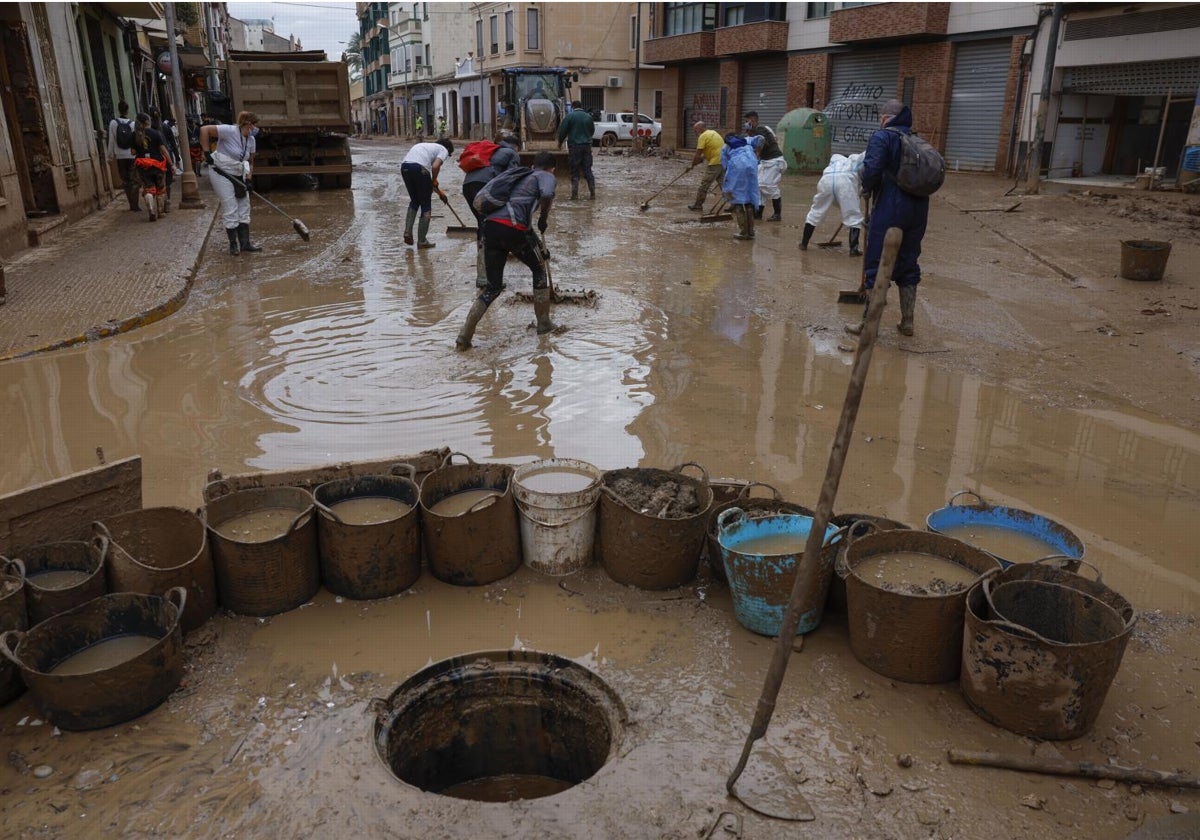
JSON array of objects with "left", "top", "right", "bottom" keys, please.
[{"left": 0, "top": 188, "right": 218, "bottom": 361}]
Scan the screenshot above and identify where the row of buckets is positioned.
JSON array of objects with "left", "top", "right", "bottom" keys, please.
[{"left": 0, "top": 454, "right": 1136, "bottom": 741}]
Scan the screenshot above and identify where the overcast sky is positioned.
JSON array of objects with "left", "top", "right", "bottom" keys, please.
[{"left": 226, "top": 1, "right": 359, "bottom": 61}]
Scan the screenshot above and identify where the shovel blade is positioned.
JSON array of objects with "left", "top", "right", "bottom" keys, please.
[
  {"left": 837, "top": 289, "right": 868, "bottom": 304},
  {"left": 730, "top": 746, "right": 815, "bottom": 822}
]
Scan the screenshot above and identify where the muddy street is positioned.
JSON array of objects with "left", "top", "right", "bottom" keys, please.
[{"left": 1, "top": 139, "right": 1198, "bottom": 839}]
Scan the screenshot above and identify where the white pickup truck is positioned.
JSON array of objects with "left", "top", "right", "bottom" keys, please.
[{"left": 592, "top": 112, "right": 662, "bottom": 147}]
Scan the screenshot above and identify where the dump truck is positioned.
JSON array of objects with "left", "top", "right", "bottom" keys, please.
[
  {"left": 497, "top": 67, "right": 575, "bottom": 162},
  {"left": 222, "top": 50, "right": 352, "bottom": 189}
]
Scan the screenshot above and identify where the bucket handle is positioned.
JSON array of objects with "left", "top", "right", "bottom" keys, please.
[
  {"left": 389, "top": 462, "right": 418, "bottom": 483},
  {"left": 91, "top": 520, "right": 114, "bottom": 546},
  {"left": 203, "top": 478, "right": 236, "bottom": 502},
  {"left": 824, "top": 523, "right": 851, "bottom": 548},
  {"left": 716, "top": 507, "right": 746, "bottom": 533},
  {"left": 286, "top": 507, "right": 312, "bottom": 535},
  {"left": 0, "top": 630, "right": 25, "bottom": 667},
  {"left": 673, "top": 462, "right": 710, "bottom": 488},
  {"left": 165, "top": 586, "right": 189, "bottom": 620},
  {"left": 844, "top": 519, "right": 879, "bottom": 546},
  {"left": 466, "top": 493, "right": 499, "bottom": 514},
  {"left": 948, "top": 489, "right": 986, "bottom": 508},
  {"left": 90, "top": 533, "right": 110, "bottom": 565},
  {"left": 1, "top": 556, "right": 24, "bottom": 581},
  {"left": 440, "top": 451, "right": 476, "bottom": 468},
  {"left": 1033, "top": 554, "right": 1099, "bottom": 581},
  {"left": 980, "top": 574, "right": 1078, "bottom": 647},
  {"left": 514, "top": 496, "right": 596, "bottom": 528},
  {"left": 736, "top": 482, "right": 781, "bottom": 501},
  {"left": 313, "top": 498, "right": 346, "bottom": 525}
]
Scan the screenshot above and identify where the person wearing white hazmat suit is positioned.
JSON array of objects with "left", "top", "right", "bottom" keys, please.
[{"left": 800, "top": 152, "right": 865, "bottom": 255}]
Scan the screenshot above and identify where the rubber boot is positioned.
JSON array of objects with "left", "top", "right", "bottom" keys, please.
[
  {"left": 767, "top": 198, "right": 781, "bottom": 222},
  {"left": 226, "top": 227, "right": 241, "bottom": 256},
  {"left": 403, "top": 207, "right": 417, "bottom": 245},
  {"left": 732, "top": 206, "right": 750, "bottom": 240},
  {"left": 754, "top": 205, "right": 764, "bottom": 220},
  {"left": 238, "top": 223, "right": 262, "bottom": 252},
  {"left": 845, "top": 302, "right": 869, "bottom": 336},
  {"left": 897, "top": 285, "right": 917, "bottom": 336},
  {"left": 570, "top": 182, "right": 579, "bottom": 200},
  {"left": 145, "top": 193, "right": 157, "bottom": 222},
  {"left": 587, "top": 179, "right": 595, "bottom": 200},
  {"left": 800, "top": 223, "right": 815, "bottom": 250},
  {"left": 533, "top": 287, "right": 557, "bottom": 335},
  {"left": 160, "top": 188, "right": 171, "bottom": 215},
  {"left": 416, "top": 213, "right": 434, "bottom": 248},
  {"left": 475, "top": 244, "right": 487, "bottom": 288},
  {"left": 456, "top": 298, "right": 490, "bottom": 349},
  {"left": 746, "top": 206, "right": 756, "bottom": 240},
  {"left": 848, "top": 227, "right": 861, "bottom": 257}
]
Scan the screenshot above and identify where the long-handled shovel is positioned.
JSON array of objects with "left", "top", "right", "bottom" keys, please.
[
  {"left": 639, "top": 165, "right": 693, "bottom": 211},
  {"left": 726, "top": 228, "right": 904, "bottom": 821},
  {"left": 698, "top": 192, "right": 732, "bottom": 223},
  {"left": 440, "top": 192, "right": 476, "bottom": 236},
  {"left": 837, "top": 195, "right": 872, "bottom": 304},
  {"left": 250, "top": 189, "right": 311, "bottom": 241},
  {"left": 817, "top": 223, "right": 844, "bottom": 248}
]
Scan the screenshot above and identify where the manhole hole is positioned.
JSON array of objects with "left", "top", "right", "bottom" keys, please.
[{"left": 371, "top": 649, "right": 627, "bottom": 802}]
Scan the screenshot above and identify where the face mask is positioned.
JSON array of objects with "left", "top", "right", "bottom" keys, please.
[
  {"left": 251, "top": 127, "right": 260, "bottom": 138},
  {"left": 743, "top": 121, "right": 753, "bottom": 132}
]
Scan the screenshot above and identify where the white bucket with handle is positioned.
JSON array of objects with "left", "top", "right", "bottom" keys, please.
[{"left": 513, "top": 459, "right": 602, "bottom": 576}]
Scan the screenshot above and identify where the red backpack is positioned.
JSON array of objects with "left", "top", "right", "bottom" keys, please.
[{"left": 459, "top": 139, "right": 500, "bottom": 173}]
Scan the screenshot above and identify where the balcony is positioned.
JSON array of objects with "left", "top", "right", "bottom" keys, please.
[
  {"left": 391, "top": 16, "right": 421, "bottom": 40},
  {"left": 388, "top": 65, "right": 433, "bottom": 89},
  {"left": 714, "top": 20, "right": 788, "bottom": 56},
  {"left": 644, "top": 30, "right": 715, "bottom": 65},
  {"left": 828, "top": 2, "right": 949, "bottom": 43}
]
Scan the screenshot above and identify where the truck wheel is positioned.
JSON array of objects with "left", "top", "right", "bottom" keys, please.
[
  {"left": 601, "top": 132, "right": 617, "bottom": 148},
  {"left": 318, "top": 174, "right": 338, "bottom": 189},
  {"left": 337, "top": 173, "right": 352, "bottom": 189}
]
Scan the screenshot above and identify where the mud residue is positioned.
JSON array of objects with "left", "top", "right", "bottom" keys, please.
[{"left": 608, "top": 477, "right": 701, "bottom": 519}]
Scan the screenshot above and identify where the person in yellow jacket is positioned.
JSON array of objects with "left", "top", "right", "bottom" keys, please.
[{"left": 687, "top": 120, "right": 724, "bottom": 211}]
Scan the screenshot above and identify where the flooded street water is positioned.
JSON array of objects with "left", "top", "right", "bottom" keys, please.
[{"left": 1, "top": 141, "right": 1197, "bottom": 838}]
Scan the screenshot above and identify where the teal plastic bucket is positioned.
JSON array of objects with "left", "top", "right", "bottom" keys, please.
[{"left": 716, "top": 508, "right": 841, "bottom": 636}]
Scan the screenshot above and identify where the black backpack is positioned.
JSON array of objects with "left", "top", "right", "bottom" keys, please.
[
  {"left": 885, "top": 127, "right": 945, "bottom": 197},
  {"left": 472, "top": 165, "right": 534, "bottom": 215},
  {"left": 115, "top": 118, "right": 136, "bottom": 151}
]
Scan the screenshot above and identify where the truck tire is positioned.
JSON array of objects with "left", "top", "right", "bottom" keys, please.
[
  {"left": 600, "top": 132, "right": 617, "bottom": 148},
  {"left": 337, "top": 173, "right": 352, "bottom": 189}
]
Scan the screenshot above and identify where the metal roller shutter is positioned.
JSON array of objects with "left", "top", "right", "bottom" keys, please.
[
  {"left": 742, "top": 57, "right": 789, "bottom": 134},
  {"left": 828, "top": 49, "right": 900, "bottom": 156},
  {"left": 1062, "top": 58, "right": 1200, "bottom": 96},
  {"left": 682, "top": 63, "right": 721, "bottom": 147},
  {"left": 945, "top": 40, "right": 1013, "bottom": 172}
]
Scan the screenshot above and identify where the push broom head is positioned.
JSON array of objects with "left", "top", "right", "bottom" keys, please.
[{"left": 292, "top": 218, "right": 311, "bottom": 241}]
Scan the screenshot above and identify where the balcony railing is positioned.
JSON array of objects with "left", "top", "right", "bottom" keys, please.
[
  {"left": 828, "top": 2, "right": 949, "bottom": 43},
  {"left": 714, "top": 20, "right": 788, "bottom": 55},
  {"left": 391, "top": 16, "right": 422, "bottom": 39},
  {"left": 643, "top": 30, "right": 716, "bottom": 64},
  {"left": 388, "top": 65, "right": 433, "bottom": 88}
]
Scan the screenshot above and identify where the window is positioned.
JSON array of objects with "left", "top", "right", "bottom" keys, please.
[
  {"left": 413, "top": 52, "right": 420, "bottom": 68},
  {"left": 631, "top": 15, "right": 638, "bottom": 50},
  {"left": 527, "top": 8, "right": 540, "bottom": 50},
  {"left": 489, "top": 15, "right": 498, "bottom": 54},
  {"left": 724, "top": 6, "right": 744, "bottom": 26},
  {"left": 424, "top": 44, "right": 430, "bottom": 66},
  {"left": 505, "top": 10, "right": 514, "bottom": 51},
  {"left": 806, "top": 2, "right": 832, "bottom": 18},
  {"left": 422, "top": 2, "right": 428, "bottom": 21},
  {"left": 476, "top": 18, "right": 483, "bottom": 57},
  {"left": 721, "top": 3, "right": 787, "bottom": 26},
  {"left": 654, "top": 89, "right": 662, "bottom": 118},
  {"left": 663, "top": 3, "right": 717, "bottom": 36}
]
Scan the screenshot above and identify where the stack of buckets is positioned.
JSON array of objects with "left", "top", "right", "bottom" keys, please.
[{"left": 512, "top": 459, "right": 603, "bottom": 576}]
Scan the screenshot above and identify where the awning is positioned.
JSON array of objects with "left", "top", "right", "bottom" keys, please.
[{"left": 100, "top": 2, "right": 163, "bottom": 20}]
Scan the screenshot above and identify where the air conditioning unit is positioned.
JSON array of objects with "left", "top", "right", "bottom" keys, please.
[{"left": 606, "top": 76, "right": 622, "bottom": 88}]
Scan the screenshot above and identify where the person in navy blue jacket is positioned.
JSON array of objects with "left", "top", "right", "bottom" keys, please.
[{"left": 846, "top": 99, "right": 928, "bottom": 338}]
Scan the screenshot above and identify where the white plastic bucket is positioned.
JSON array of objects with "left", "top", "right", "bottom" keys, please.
[{"left": 513, "top": 459, "right": 602, "bottom": 576}]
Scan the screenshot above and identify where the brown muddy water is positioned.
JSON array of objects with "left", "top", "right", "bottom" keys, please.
[{"left": 0, "top": 142, "right": 1197, "bottom": 838}]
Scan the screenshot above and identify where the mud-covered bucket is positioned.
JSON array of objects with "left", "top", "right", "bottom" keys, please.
[
  {"left": 0, "top": 558, "right": 28, "bottom": 705},
  {"left": 419, "top": 453, "right": 520, "bottom": 586},
  {"left": 96, "top": 506, "right": 216, "bottom": 633},
  {"left": 846, "top": 530, "right": 1002, "bottom": 683},
  {"left": 1119, "top": 239, "right": 1171, "bottom": 281},
  {"left": 0, "top": 587, "right": 186, "bottom": 730},
  {"left": 18, "top": 538, "right": 109, "bottom": 626},
  {"left": 204, "top": 483, "right": 320, "bottom": 616},
  {"left": 827, "top": 514, "right": 912, "bottom": 615},
  {"left": 512, "top": 458, "right": 602, "bottom": 576},
  {"left": 961, "top": 559, "right": 1136, "bottom": 740},
  {"left": 313, "top": 465, "right": 422, "bottom": 600},
  {"left": 598, "top": 463, "right": 714, "bottom": 590},
  {"left": 926, "top": 491, "right": 1084, "bottom": 569},
  {"left": 716, "top": 508, "right": 841, "bottom": 636},
  {"left": 704, "top": 484, "right": 814, "bottom": 584}
]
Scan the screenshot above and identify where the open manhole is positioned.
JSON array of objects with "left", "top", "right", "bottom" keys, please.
[{"left": 371, "top": 649, "right": 627, "bottom": 802}]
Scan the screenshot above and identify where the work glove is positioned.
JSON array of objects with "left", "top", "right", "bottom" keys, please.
[
  {"left": 203, "top": 150, "right": 214, "bottom": 165},
  {"left": 232, "top": 179, "right": 247, "bottom": 199},
  {"left": 244, "top": 176, "right": 253, "bottom": 192},
  {"left": 436, "top": 188, "right": 447, "bottom": 202},
  {"left": 537, "top": 216, "right": 548, "bottom": 234}
]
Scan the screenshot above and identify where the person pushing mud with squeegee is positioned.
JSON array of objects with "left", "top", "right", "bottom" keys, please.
[{"left": 201, "top": 111, "right": 263, "bottom": 256}]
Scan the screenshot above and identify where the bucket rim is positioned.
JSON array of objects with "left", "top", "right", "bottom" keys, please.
[
  {"left": 21, "top": 536, "right": 108, "bottom": 590},
  {"left": 513, "top": 458, "right": 603, "bottom": 498},
  {"left": 716, "top": 510, "right": 840, "bottom": 556},
  {"left": 94, "top": 508, "right": 207, "bottom": 574},
  {"left": 966, "top": 575, "right": 1137, "bottom": 647},
  {"left": 845, "top": 531, "right": 1000, "bottom": 599},
  {"left": 925, "top": 496, "right": 1084, "bottom": 562},
  {"left": 205, "top": 487, "right": 314, "bottom": 545}
]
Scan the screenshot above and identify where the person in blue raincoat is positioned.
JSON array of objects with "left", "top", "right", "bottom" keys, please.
[
  {"left": 721, "top": 133, "right": 762, "bottom": 241},
  {"left": 846, "top": 100, "right": 929, "bottom": 338}
]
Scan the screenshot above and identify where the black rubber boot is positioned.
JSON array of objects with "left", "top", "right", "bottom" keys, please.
[
  {"left": 848, "top": 227, "right": 861, "bottom": 257},
  {"left": 570, "top": 182, "right": 579, "bottom": 200},
  {"left": 754, "top": 205, "right": 764, "bottom": 220},
  {"left": 403, "top": 207, "right": 417, "bottom": 245},
  {"left": 767, "top": 198, "right": 781, "bottom": 221},
  {"left": 898, "top": 285, "right": 917, "bottom": 336},
  {"left": 587, "top": 179, "right": 595, "bottom": 201},
  {"left": 456, "top": 298, "right": 491, "bottom": 349},
  {"left": 800, "top": 223, "right": 815, "bottom": 250},
  {"left": 226, "top": 227, "right": 241, "bottom": 256},
  {"left": 238, "top": 223, "right": 262, "bottom": 252},
  {"left": 533, "top": 287, "right": 558, "bottom": 334}
]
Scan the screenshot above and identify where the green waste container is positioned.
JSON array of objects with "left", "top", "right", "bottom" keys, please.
[{"left": 779, "top": 108, "right": 831, "bottom": 174}]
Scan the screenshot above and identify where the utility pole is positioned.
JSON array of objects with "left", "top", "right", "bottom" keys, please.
[
  {"left": 164, "top": 2, "right": 204, "bottom": 208},
  {"left": 1026, "top": 2, "right": 1063, "bottom": 195},
  {"left": 632, "top": 2, "right": 642, "bottom": 151}
]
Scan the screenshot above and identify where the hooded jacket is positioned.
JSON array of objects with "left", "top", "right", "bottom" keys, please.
[
  {"left": 862, "top": 105, "right": 929, "bottom": 229},
  {"left": 720, "top": 134, "right": 762, "bottom": 205}
]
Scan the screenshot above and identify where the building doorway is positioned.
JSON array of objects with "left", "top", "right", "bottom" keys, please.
[{"left": 0, "top": 13, "right": 59, "bottom": 215}]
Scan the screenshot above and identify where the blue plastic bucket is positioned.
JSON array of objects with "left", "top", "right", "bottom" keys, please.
[
  {"left": 925, "top": 491, "right": 1083, "bottom": 569},
  {"left": 716, "top": 508, "right": 841, "bottom": 636}
]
